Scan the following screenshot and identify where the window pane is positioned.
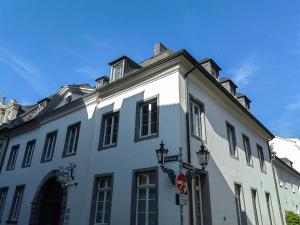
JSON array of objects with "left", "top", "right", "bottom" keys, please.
[
  {"left": 149, "top": 172, "right": 156, "bottom": 184},
  {"left": 137, "top": 213, "right": 146, "bottom": 225},
  {"left": 138, "top": 200, "right": 146, "bottom": 212},
  {"left": 139, "top": 174, "right": 148, "bottom": 185},
  {"left": 148, "top": 200, "right": 157, "bottom": 212},
  {"left": 149, "top": 213, "right": 157, "bottom": 225},
  {"left": 138, "top": 189, "right": 146, "bottom": 199}
]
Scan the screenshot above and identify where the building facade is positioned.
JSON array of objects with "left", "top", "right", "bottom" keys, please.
[{"left": 0, "top": 43, "right": 283, "bottom": 225}]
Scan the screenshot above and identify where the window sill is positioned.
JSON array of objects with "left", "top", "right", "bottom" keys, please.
[
  {"left": 230, "top": 154, "right": 239, "bottom": 160},
  {"left": 62, "top": 152, "right": 76, "bottom": 158},
  {"left": 247, "top": 163, "right": 254, "bottom": 168},
  {"left": 41, "top": 158, "right": 53, "bottom": 164},
  {"left": 99, "top": 143, "right": 117, "bottom": 151},
  {"left": 6, "top": 168, "right": 15, "bottom": 171},
  {"left": 134, "top": 133, "right": 159, "bottom": 143}
]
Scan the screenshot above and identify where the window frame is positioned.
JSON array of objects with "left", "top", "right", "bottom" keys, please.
[
  {"left": 250, "top": 188, "right": 262, "bottom": 225},
  {"left": 265, "top": 192, "right": 275, "bottom": 225},
  {"left": 242, "top": 134, "right": 253, "bottom": 166},
  {"left": 6, "top": 145, "right": 19, "bottom": 171},
  {"left": 111, "top": 61, "right": 124, "bottom": 82},
  {"left": 21, "top": 140, "right": 36, "bottom": 168},
  {"left": 130, "top": 167, "right": 158, "bottom": 225},
  {"left": 226, "top": 122, "right": 238, "bottom": 158},
  {"left": 189, "top": 95, "right": 206, "bottom": 142},
  {"left": 134, "top": 97, "right": 159, "bottom": 142},
  {"left": 7, "top": 185, "right": 25, "bottom": 223},
  {"left": 62, "top": 122, "right": 81, "bottom": 157},
  {"left": 234, "top": 183, "right": 247, "bottom": 225},
  {"left": 41, "top": 130, "right": 58, "bottom": 163},
  {"left": 0, "top": 187, "right": 8, "bottom": 222},
  {"left": 89, "top": 173, "right": 114, "bottom": 225},
  {"left": 98, "top": 111, "right": 120, "bottom": 150},
  {"left": 257, "top": 144, "right": 266, "bottom": 173}
]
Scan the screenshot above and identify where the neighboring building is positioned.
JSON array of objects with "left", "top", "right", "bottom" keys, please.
[
  {"left": 0, "top": 43, "right": 283, "bottom": 225},
  {"left": 270, "top": 137, "right": 300, "bottom": 173},
  {"left": 270, "top": 137, "right": 300, "bottom": 224}
]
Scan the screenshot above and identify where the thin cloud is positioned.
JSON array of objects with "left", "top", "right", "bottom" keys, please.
[
  {"left": 0, "top": 46, "right": 48, "bottom": 95},
  {"left": 74, "top": 66, "right": 99, "bottom": 78},
  {"left": 231, "top": 58, "right": 259, "bottom": 88}
]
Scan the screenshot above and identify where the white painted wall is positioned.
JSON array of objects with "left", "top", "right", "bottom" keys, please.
[{"left": 0, "top": 62, "right": 283, "bottom": 225}]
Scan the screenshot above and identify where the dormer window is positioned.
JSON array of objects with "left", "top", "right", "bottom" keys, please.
[
  {"left": 37, "top": 101, "right": 47, "bottom": 113},
  {"left": 65, "top": 96, "right": 72, "bottom": 104},
  {"left": 111, "top": 61, "right": 124, "bottom": 81},
  {"left": 109, "top": 56, "right": 141, "bottom": 82}
]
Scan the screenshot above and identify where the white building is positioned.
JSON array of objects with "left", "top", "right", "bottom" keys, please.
[
  {"left": 0, "top": 43, "right": 283, "bottom": 225},
  {"left": 270, "top": 137, "right": 300, "bottom": 223}
]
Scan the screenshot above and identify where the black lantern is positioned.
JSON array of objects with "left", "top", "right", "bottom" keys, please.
[
  {"left": 196, "top": 143, "right": 210, "bottom": 170},
  {"left": 156, "top": 141, "right": 168, "bottom": 169}
]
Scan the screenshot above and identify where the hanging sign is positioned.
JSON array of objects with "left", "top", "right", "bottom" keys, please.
[
  {"left": 164, "top": 154, "right": 179, "bottom": 163},
  {"left": 176, "top": 172, "right": 187, "bottom": 194},
  {"left": 182, "top": 162, "right": 194, "bottom": 171}
]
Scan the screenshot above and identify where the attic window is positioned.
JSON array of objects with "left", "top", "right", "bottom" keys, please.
[
  {"left": 37, "top": 101, "right": 47, "bottom": 113},
  {"left": 111, "top": 61, "right": 124, "bottom": 81},
  {"left": 65, "top": 96, "right": 72, "bottom": 104}
]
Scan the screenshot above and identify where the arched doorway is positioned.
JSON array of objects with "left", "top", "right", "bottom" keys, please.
[
  {"left": 29, "top": 170, "right": 67, "bottom": 225},
  {"left": 38, "top": 177, "right": 62, "bottom": 225}
]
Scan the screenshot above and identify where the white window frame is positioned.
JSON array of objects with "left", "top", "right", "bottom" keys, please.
[
  {"left": 139, "top": 100, "right": 158, "bottom": 138},
  {"left": 190, "top": 100, "right": 205, "bottom": 140},
  {"left": 194, "top": 175, "right": 204, "bottom": 225},
  {"left": 64, "top": 123, "right": 80, "bottom": 156},
  {"left": 234, "top": 183, "right": 247, "bottom": 225},
  {"left": 7, "top": 145, "right": 19, "bottom": 170},
  {"left": 111, "top": 61, "right": 124, "bottom": 82},
  {"left": 103, "top": 113, "right": 118, "bottom": 147},
  {"left": 93, "top": 176, "right": 112, "bottom": 225},
  {"left": 242, "top": 135, "right": 252, "bottom": 165},
  {"left": 257, "top": 145, "right": 266, "bottom": 172},
  {"left": 9, "top": 186, "right": 24, "bottom": 222},
  {"left": 42, "top": 132, "right": 57, "bottom": 162},
  {"left": 23, "top": 140, "right": 35, "bottom": 167},
  {"left": 226, "top": 122, "right": 237, "bottom": 157},
  {"left": 135, "top": 172, "right": 157, "bottom": 225},
  {"left": 0, "top": 188, "right": 8, "bottom": 220}
]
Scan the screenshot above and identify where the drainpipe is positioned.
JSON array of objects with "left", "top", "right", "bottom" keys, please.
[
  {"left": 183, "top": 66, "right": 196, "bottom": 225},
  {"left": 268, "top": 140, "right": 285, "bottom": 225}
]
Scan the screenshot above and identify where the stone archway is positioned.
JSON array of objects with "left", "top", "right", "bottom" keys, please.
[{"left": 29, "top": 170, "right": 67, "bottom": 225}]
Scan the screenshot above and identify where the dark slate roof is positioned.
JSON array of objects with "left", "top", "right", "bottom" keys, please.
[
  {"left": 108, "top": 55, "right": 141, "bottom": 68},
  {"left": 219, "top": 77, "right": 238, "bottom": 88},
  {"left": 236, "top": 92, "right": 251, "bottom": 103},
  {"left": 198, "top": 58, "right": 221, "bottom": 71}
]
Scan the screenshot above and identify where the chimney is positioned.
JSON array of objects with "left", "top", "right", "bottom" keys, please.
[
  {"left": 95, "top": 76, "right": 109, "bottom": 88},
  {"left": 236, "top": 93, "right": 251, "bottom": 111},
  {"left": 219, "top": 77, "right": 237, "bottom": 96},
  {"left": 199, "top": 58, "right": 221, "bottom": 79},
  {"left": 153, "top": 42, "right": 168, "bottom": 57}
]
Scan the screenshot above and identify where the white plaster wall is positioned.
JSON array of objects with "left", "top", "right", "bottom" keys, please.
[
  {"left": 178, "top": 70, "right": 283, "bottom": 225},
  {"left": 274, "top": 162, "right": 300, "bottom": 221}
]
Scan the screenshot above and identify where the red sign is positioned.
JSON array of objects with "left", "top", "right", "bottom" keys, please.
[{"left": 176, "top": 173, "right": 187, "bottom": 194}]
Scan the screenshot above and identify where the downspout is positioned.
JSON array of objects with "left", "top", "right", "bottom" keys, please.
[
  {"left": 268, "top": 140, "right": 285, "bottom": 225},
  {"left": 183, "top": 66, "right": 196, "bottom": 225}
]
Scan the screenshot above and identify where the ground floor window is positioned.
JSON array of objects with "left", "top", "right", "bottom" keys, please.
[
  {"left": 265, "top": 192, "right": 274, "bottom": 225},
  {"left": 194, "top": 175, "right": 203, "bottom": 225},
  {"left": 8, "top": 185, "right": 25, "bottom": 222},
  {"left": 92, "top": 176, "right": 113, "bottom": 225},
  {"left": 234, "top": 183, "right": 247, "bottom": 225}
]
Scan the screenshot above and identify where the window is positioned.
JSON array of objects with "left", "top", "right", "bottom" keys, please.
[
  {"left": 91, "top": 176, "right": 113, "bottom": 225},
  {"left": 6, "top": 145, "right": 19, "bottom": 170},
  {"left": 226, "top": 122, "right": 237, "bottom": 157},
  {"left": 112, "top": 62, "right": 124, "bottom": 81},
  {"left": 63, "top": 122, "right": 81, "bottom": 157},
  {"left": 135, "top": 98, "right": 158, "bottom": 141},
  {"left": 132, "top": 171, "right": 158, "bottom": 225},
  {"left": 195, "top": 175, "right": 204, "bottom": 225},
  {"left": 190, "top": 99, "right": 205, "bottom": 140},
  {"left": 0, "top": 187, "right": 8, "bottom": 221},
  {"left": 265, "top": 193, "right": 274, "bottom": 225},
  {"left": 41, "top": 131, "right": 57, "bottom": 162},
  {"left": 242, "top": 135, "right": 252, "bottom": 165},
  {"left": 99, "top": 112, "right": 119, "bottom": 149},
  {"left": 257, "top": 145, "right": 266, "bottom": 172},
  {"left": 65, "top": 96, "right": 72, "bottom": 104},
  {"left": 251, "top": 189, "right": 261, "bottom": 225},
  {"left": 22, "top": 140, "right": 35, "bottom": 168},
  {"left": 234, "top": 183, "right": 247, "bottom": 225},
  {"left": 8, "top": 186, "right": 25, "bottom": 223}
]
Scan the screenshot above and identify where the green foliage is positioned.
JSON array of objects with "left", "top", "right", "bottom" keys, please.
[{"left": 285, "top": 211, "right": 300, "bottom": 225}]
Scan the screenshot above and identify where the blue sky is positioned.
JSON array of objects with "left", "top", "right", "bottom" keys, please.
[{"left": 0, "top": 0, "right": 300, "bottom": 138}]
